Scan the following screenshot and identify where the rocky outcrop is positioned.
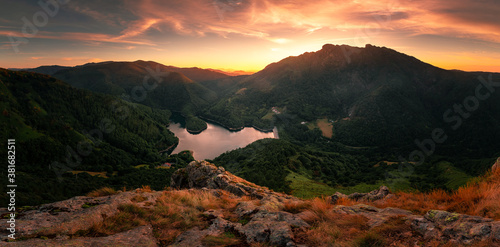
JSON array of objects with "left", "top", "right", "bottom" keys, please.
[
  {"left": 170, "top": 161, "right": 309, "bottom": 246},
  {"left": 0, "top": 189, "right": 162, "bottom": 244},
  {"left": 330, "top": 185, "right": 392, "bottom": 204},
  {"left": 334, "top": 204, "right": 413, "bottom": 228},
  {"left": 171, "top": 160, "right": 294, "bottom": 200},
  {"left": 172, "top": 201, "right": 309, "bottom": 247},
  {"left": 411, "top": 210, "right": 500, "bottom": 245},
  {"left": 235, "top": 210, "right": 309, "bottom": 246},
  {"left": 2, "top": 160, "right": 499, "bottom": 246},
  {"left": 332, "top": 204, "right": 500, "bottom": 245}
]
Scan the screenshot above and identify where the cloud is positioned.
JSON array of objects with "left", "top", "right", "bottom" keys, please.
[
  {"left": 62, "top": 57, "right": 103, "bottom": 63},
  {"left": 116, "top": 18, "right": 160, "bottom": 40},
  {"left": 0, "top": 30, "right": 155, "bottom": 46},
  {"left": 116, "top": 0, "right": 500, "bottom": 44},
  {"left": 3, "top": 0, "right": 499, "bottom": 48}
]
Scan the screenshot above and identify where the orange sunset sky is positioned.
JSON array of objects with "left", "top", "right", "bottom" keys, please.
[{"left": 1, "top": 0, "right": 500, "bottom": 73}]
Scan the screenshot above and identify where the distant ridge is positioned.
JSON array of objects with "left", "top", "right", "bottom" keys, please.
[
  {"left": 15, "top": 61, "right": 230, "bottom": 82},
  {"left": 10, "top": 65, "right": 72, "bottom": 75}
]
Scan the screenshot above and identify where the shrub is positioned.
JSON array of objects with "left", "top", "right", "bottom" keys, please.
[{"left": 354, "top": 232, "right": 386, "bottom": 247}]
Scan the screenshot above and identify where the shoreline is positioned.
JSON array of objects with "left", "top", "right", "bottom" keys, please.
[
  {"left": 198, "top": 115, "right": 275, "bottom": 133},
  {"left": 170, "top": 112, "right": 276, "bottom": 134},
  {"left": 158, "top": 143, "right": 178, "bottom": 155}
]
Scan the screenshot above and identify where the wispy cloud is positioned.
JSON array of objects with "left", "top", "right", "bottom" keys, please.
[
  {"left": 1, "top": 30, "right": 155, "bottom": 46},
  {"left": 120, "top": 0, "right": 500, "bottom": 44},
  {"left": 62, "top": 57, "right": 103, "bottom": 64},
  {"left": 3, "top": 0, "right": 499, "bottom": 47}
]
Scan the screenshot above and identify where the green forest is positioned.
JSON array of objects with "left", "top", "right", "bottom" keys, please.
[
  {"left": 0, "top": 69, "right": 190, "bottom": 206},
  {"left": 1, "top": 47, "right": 500, "bottom": 207}
]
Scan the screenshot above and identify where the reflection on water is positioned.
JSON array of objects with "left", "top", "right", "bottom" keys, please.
[{"left": 168, "top": 122, "right": 277, "bottom": 160}]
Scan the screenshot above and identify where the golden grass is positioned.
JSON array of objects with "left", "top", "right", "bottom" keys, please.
[
  {"left": 79, "top": 189, "right": 250, "bottom": 245},
  {"left": 152, "top": 190, "right": 246, "bottom": 244},
  {"left": 297, "top": 209, "right": 369, "bottom": 246},
  {"left": 290, "top": 169, "right": 500, "bottom": 246},
  {"left": 282, "top": 200, "right": 311, "bottom": 214},
  {"left": 82, "top": 169, "right": 500, "bottom": 246},
  {"left": 86, "top": 187, "right": 118, "bottom": 197},
  {"left": 84, "top": 204, "right": 148, "bottom": 237},
  {"left": 201, "top": 232, "right": 241, "bottom": 246},
  {"left": 131, "top": 194, "right": 147, "bottom": 203},
  {"left": 369, "top": 169, "right": 500, "bottom": 220},
  {"left": 137, "top": 185, "right": 152, "bottom": 193}
]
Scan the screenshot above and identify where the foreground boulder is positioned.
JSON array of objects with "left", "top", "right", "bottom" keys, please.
[
  {"left": 411, "top": 210, "right": 500, "bottom": 245},
  {"left": 332, "top": 205, "right": 500, "bottom": 245},
  {"left": 170, "top": 161, "right": 308, "bottom": 246},
  {"left": 172, "top": 200, "right": 309, "bottom": 247}
]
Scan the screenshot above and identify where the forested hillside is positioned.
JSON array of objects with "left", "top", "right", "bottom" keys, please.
[
  {"left": 0, "top": 69, "right": 190, "bottom": 206},
  {"left": 213, "top": 139, "right": 497, "bottom": 199},
  {"left": 50, "top": 61, "right": 220, "bottom": 132},
  {"left": 202, "top": 44, "right": 500, "bottom": 156}
]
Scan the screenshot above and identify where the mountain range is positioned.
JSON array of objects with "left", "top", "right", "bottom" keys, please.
[
  {"left": 44, "top": 61, "right": 229, "bottom": 132},
  {"left": 202, "top": 44, "right": 500, "bottom": 154},
  {"left": 1, "top": 44, "right": 500, "bottom": 207}
]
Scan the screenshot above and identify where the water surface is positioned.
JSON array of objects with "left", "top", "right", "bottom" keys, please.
[{"left": 168, "top": 120, "right": 277, "bottom": 160}]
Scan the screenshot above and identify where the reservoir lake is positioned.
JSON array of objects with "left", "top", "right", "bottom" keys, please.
[{"left": 168, "top": 116, "right": 278, "bottom": 160}]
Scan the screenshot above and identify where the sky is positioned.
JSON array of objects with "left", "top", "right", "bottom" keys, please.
[{"left": 1, "top": 0, "right": 500, "bottom": 73}]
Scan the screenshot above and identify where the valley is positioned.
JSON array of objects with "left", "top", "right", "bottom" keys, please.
[
  {"left": 1, "top": 44, "right": 499, "bottom": 208},
  {"left": 3, "top": 0, "right": 500, "bottom": 244}
]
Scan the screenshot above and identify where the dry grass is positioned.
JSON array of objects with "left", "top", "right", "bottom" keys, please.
[
  {"left": 86, "top": 187, "right": 118, "bottom": 197},
  {"left": 353, "top": 231, "right": 386, "bottom": 247},
  {"left": 131, "top": 194, "right": 147, "bottom": 203},
  {"left": 289, "top": 196, "right": 369, "bottom": 246},
  {"left": 282, "top": 200, "right": 311, "bottom": 214},
  {"left": 292, "top": 169, "right": 500, "bottom": 246},
  {"left": 152, "top": 190, "right": 246, "bottom": 245},
  {"left": 137, "top": 185, "right": 152, "bottom": 193},
  {"left": 152, "top": 190, "right": 221, "bottom": 244},
  {"left": 80, "top": 189, "right": 249, "bottom": 245},
  {"left": 81, "top": 169, "right": 500, "bottom": 246},
  {"left": 369, "top": 169, "right": 500, "bottom": 220},
  {"left": 201, "top": 232, "right": 242, "bottom": 246},
  {"left": 84, "top": 204, "right": 148, "bottom": 237},
  {"left": 298, "top": 210, "right": 369, "bottom": 246}
]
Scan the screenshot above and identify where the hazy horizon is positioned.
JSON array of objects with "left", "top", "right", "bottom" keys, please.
[{"left": 1, "top": 0, "right": 500, "bottom": 72}]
